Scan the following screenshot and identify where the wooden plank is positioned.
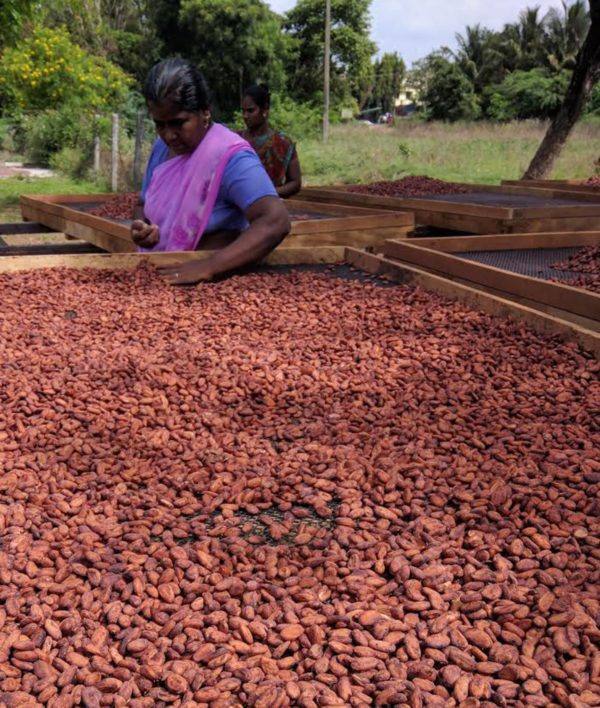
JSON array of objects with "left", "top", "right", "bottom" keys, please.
[
  {"left": 22, "top": 193, "right": 112, "bottom": 204},
  {"left": 286, "top": 226, "right": 407, "bottom": 248},
  {"left": 289, "top": 212, "right": 411, "bottom": 235},
  {"left": 0, "top": 246, "right": 346, "bottom": 273},
  {"left": 507, "top": 217, "right": 600, "bottom": 233},
  {"left": 345, "top": 248, "right": 600, "bottom": 357},
  {"left": 498, "top": 182, "right": 600, "bottom": 203},
  {"left": 287, "top": 198, "right": 413, "bottom": 223},
  {"left": 301, "top": 187, "right": 513, "bottom": 219},
  {"left": 407, "top": 210, "right": 507, "bottom": 235},
  {"left": 383, "top": 240, "right": 599, "bottom": 321},
  {"left": 512, "top": 204, "right": 600, "bottom": 218},
  {"left": 22, "top": 193, "right": 413, "bottom": 252},
  {"left": 407, "top": 266, "right": 599, "bottom": 332},
  {"left": 22, "top": 198, "right": 131, "bottom": 241},
  {"left": 301, "top": 186, "right": 600, "bottom": 233},
  {"left": 1, "top": 233, "right": 76, "bottom": 247},
  {"left": 503, "top": 179, "right": 600, "bottom": 197},
  {"left": 405, "top": 231, "right": 600, "bottom": 253},
  {"left": 24, "top": 193, "right": 414, "bottom": 229}
]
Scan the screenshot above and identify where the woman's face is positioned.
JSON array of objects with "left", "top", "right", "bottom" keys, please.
[
  {"left": 242, "top": 96, "right": 268, "bottom": 130},
  {"left": 149, "top": 100, "right": 210, "bottom": 155}
]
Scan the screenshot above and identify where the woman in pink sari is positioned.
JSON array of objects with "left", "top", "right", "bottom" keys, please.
[{"left": 131, "top": 59, "right": 290, "bottom": 285}]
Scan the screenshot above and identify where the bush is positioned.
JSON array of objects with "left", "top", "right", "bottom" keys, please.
[
  {"left": 0, "top": 25, "right": 131, "bottom": 113},
  {"left": 586, "top": 83, "right": 600, "bottom": 115},
  {"left": 234, "top": 92, "right": 321, "bottom": 140},
  {"left": 421, "top": 57, "right": 481, "bottom": 122},
  {"left": 486, "top": 69, "right": 569, "bottom": 121},
  {"left": 269, "top": 94, "right": 321, "bottom": 139},
  {"left": 17, "top": 103, "right": 110, "bottom": 167},
  {"left": 48, "top": 146, "right": 88, "bottom": 179}
]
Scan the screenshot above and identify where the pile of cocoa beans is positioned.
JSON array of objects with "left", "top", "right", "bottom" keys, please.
[
  {"left": 89, "top": 193, "right": 140, "bottom": 220},
  {"left": 348, "top": 176, "right": 469, "bottom": 198},
  {"left": 551, "top": 246, "right": 600, "bottom": 294},
  {"left": 0, "top": 264, "right": 597, "bottom": 708}
]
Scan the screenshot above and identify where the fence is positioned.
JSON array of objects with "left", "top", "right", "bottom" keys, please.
[{"left": 94, "top": 110, "right": 154, "bottom": 192}]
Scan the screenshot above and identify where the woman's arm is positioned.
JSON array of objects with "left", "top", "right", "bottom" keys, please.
[
  {"left": 276, "top": 150, "right": 302, "bottom": 198},
  {"left": 158, "top": 195, "right": 290, "bottom": 284}
]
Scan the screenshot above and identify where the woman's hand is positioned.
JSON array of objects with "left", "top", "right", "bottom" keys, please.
[
  {"left": 131, "top": 220, "right": 160, "bottom": 249},
  {"left": 156, "top": 195, "right": 289, "bottom": 286},
  {"left": 157, "top": 259, "right": 214, "bottom": 285}
]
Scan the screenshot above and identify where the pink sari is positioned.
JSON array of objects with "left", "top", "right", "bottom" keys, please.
[{"left": 142, "top": 124, "right": 251, "bottom": 252}]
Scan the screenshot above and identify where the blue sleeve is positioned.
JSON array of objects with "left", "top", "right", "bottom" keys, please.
[
  {"left": 220, "top": 150, "right": 278, "bottom": 211},
  {"left": 141, "top": 139, "right": 169, "bottom": 202}
]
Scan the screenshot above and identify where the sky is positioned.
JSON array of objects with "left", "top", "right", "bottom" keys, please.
[{"left": 268, "top": 0, "right": 562, "bottom": 65}]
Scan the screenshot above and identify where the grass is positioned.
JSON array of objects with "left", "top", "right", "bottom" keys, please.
[
  {"left": 0, "top": 118, "right": 598, "bottom": 221},
  {"left": 298, "top": 118, "right": 600, "bottom": 185},
  {"left": 0, "top": 174, "right": 106, "bottom": 222}
]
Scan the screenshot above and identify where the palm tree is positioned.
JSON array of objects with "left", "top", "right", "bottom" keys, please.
[
  {"left": 544, "top": 0, "right": 590, "bottom": 70},
  {"left": 454, "top": 24, "right": 506, "bottom": 91}
]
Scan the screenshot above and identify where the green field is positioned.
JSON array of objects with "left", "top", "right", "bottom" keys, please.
[
  {"left": 300, "top": 119, "right": 600, "bottom": 186},
  {"left": 0, "top": 174, "right": 104, "bottom": 222},
  {"left": 1, "top": 119, "right": 598, "bottom": 221}
]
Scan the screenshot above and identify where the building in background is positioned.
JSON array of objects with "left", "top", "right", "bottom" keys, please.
[{"left": 395, "top": 84, "right": 420, "bottom": 117}]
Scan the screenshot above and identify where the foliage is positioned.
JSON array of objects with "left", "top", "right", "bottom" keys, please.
[
  {"left": 284, "top": 0, "right": 377, "bottom": 108},
  {"left": 267, "top": 94, "right": 322, "bottom": 139},
  {"left": 0, "top": 0, "right": 35, "bottom": 48},
  {"left": 15, "top": 103, "right": 110, "bottom": 166},
  {"left": 368, "top": 52, "right": 405, "bottom": 114},
  {"left": 0, "top": 25, "right": 132, "bottom": 113},
  {"left": 295, "top": 120, "right": 600, "bottom": 185},
  {"left": 586, "top": 83, "right": 600, "bottom": 114},
  {"left": 541, "top": 0, "right": 590, "bottom": 71},
  {"left": 417, "top": 1, "right": 592, "bottom": 121},
  {"left": 177, "top": 0, "right": 292, "bottom": 119},
  {"left": 234, "top": 93, "right": 321, "bottom": 140},
  {"left": 48, "top": 146, "right": 89, "bottom": 178},
  {"left": 0, "top": 174, "right": 105, "bottom": 213},
  {"left": 41, "top": 0, "right": 162, "bottom": 82},
  {"left": 420, "top": 55, "right": 481, "bottom": 121},
  {"left": 486, "top": 69, "right": 570, "bottom": 121}
]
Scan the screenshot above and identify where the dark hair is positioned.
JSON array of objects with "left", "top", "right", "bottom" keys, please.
[
  {"left": 243, "top": 83, "right": 270, "bottom": 110},
  {"left": 143, "top": 58, "right": 210, "bottom": 112}
]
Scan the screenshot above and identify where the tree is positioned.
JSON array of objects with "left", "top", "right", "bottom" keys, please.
[
  {"left": 419, "top": 54, "right": 481, "bottom": 121},
  {"left": 544, "top": 0, "right": 590, "bottom": 70},
  {"left": 42, "top": 0, "right": 162, "bottom": 82},
  {"left": 284, "top": 0, "right": 377, "bottom": 107},
  {"left": 177, "top": 0, "right": 292, "bottom": 118},
  {"left": 454, "top": 24, "right": 503, "bottom": 93},
  {"left": 370, "top": 52, "right": 405, "bottom": 113},
  {"left": 524, "top": 0, "right": 600, "bottom": 179},
  {"left": 487, "top": 68, "right": 570, "bottom": 121},
  {"left": 0, "top": 24, "right": 131, "bottom": 112},
  {"left": 0, "top": 0, "right": 35, "bottom": 47}
]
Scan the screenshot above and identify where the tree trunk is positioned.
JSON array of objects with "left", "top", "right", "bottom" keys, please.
[{"left": 523, "top": 1, "right": 600, "bottom": 180}]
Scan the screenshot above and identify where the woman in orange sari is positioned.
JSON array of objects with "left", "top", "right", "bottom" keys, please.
[{"left": 240, "top": 84, "right": 302, "bottom": 198}]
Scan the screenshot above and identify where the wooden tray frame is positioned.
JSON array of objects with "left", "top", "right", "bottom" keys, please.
[
  {"left": 299, "top": 183, "right": 600, "bottom": 234},
  {"left": 0, "top": 231, "right": 597, "bottom": 356},
  {"left": 20, "top": 193, "right": 414, "bottom": 253},
  {"left": 345, "top": 249, "right": 599, "bottom": 357},
  {"left": 381, "top": 231, "right": 600, "bottom": 331},
  {"left": 502, "top": 179, "right": 600, "bottom": 199}
]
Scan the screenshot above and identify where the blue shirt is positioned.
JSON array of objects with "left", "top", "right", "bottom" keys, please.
[{"left": 141, "top": 137, "right": 277, "bottom": 233}]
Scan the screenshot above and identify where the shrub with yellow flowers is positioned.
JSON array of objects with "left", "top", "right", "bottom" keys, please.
[{"left": 0, "top": 25, "right": 131, "bottom": 112}]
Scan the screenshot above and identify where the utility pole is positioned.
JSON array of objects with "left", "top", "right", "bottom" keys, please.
[{"left": 323, "top": 0, "right": 331, "bottom": 142}]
